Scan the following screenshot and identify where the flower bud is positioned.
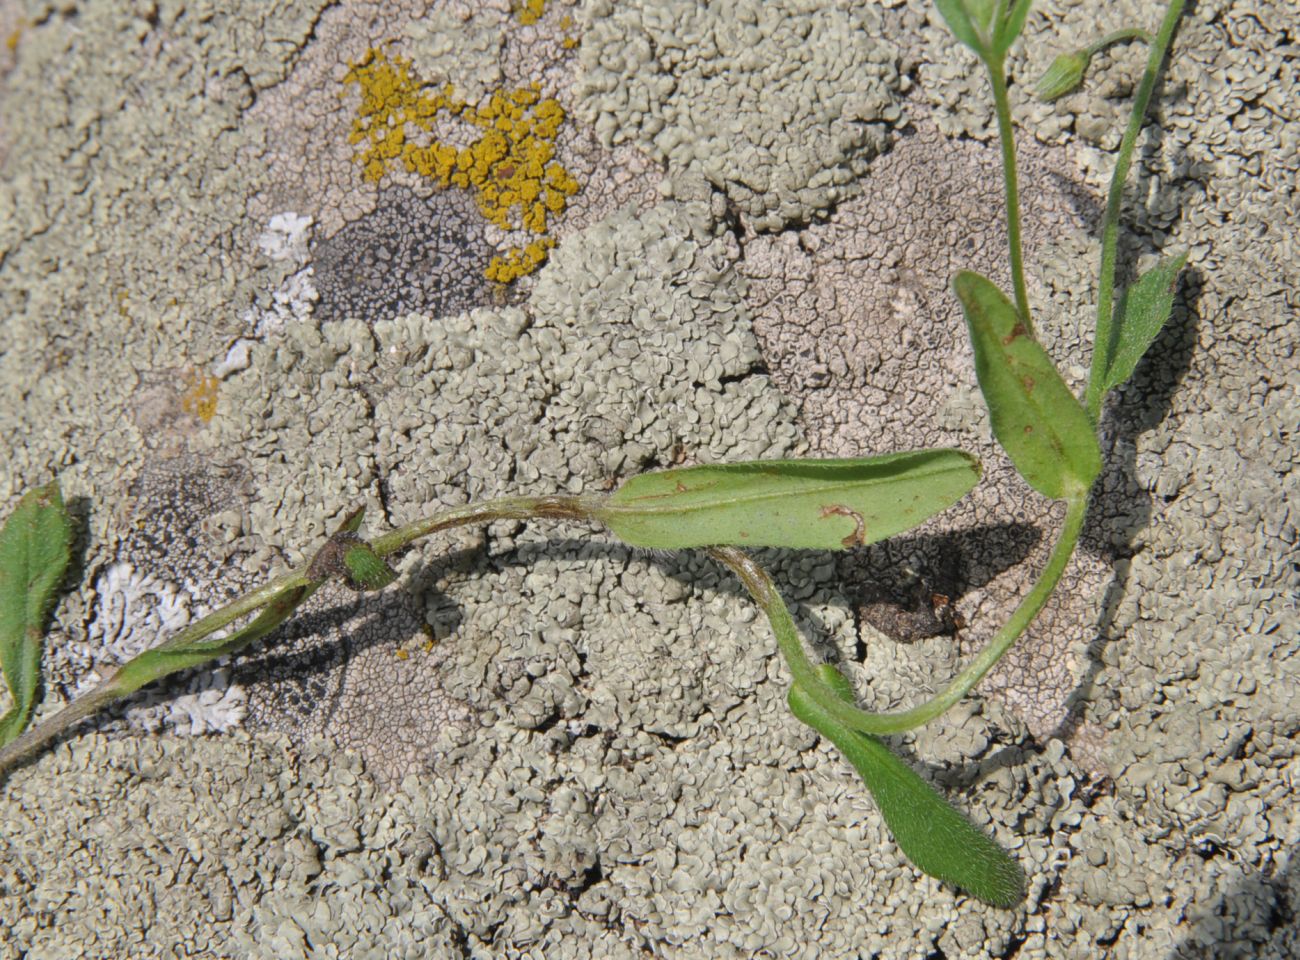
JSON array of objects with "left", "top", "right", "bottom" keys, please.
[{"left": 1035, "top": 51, "right": 1090, "bottom": 102}]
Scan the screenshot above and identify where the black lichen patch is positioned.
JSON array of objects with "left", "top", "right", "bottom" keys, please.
[
  {"left": 311, "top": 185, "right": 496, "bottom": 323},
  {"left": 125, "top": 455, "right": 251, "bottom": 578}
]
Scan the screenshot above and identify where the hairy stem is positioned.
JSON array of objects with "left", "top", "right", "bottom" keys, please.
[
  {"left": 1086, "top": 0, "right": 1187, "bottom": 419},
  {"left": 1085, "top": 26, "right": 1153, "bottom": 59},
  {"left": 864, "top": 496, "right": 1088, "bottom": 730}
]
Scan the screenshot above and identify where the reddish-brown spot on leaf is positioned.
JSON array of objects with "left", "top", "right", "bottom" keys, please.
[
  {"left": 1002, "top": 322, "right": 1029, "bottom": 345},
  {"left": 819, "top": 503, "right": 868, "bottom": 548}
]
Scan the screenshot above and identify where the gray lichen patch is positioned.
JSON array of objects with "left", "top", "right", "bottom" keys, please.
[
  {"left": 0, "top": 0, "right": 329, "bottom": 558},
  {"left": 372, "top": 190, "right": 799, "bottom": 519},
  {"left": 235, "top": 577, "right": 475, "bottom": 790},
  {"left": 575, "top": 0, "right": 903, "bottom": 231},
  {"left": 199, "top": 317, "right": 380, "bottom": 554},
  {"left": 311, "top": 185, "right": 496, "bottom": 323},
  {"left": 0, "top": 733, "right": 376, "bottom": 958},
  {"left": 1, "top": 0, "right": 1297, "bottom": 955}
]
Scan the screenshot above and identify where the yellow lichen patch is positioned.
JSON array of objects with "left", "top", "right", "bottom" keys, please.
[
  {"left": 343, "top": 49, "right": 580, "bottom": 282},
  {"left": 180, "top": 370, "right": 219, "bottom": 423},
  {"left": 486, "top": 238, "right": 555, "bottom": 284},
  {"left": 514, "top": 0, "right": 547, "bottom": 25}
]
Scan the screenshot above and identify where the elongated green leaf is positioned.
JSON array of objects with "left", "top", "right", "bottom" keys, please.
[
  {"left": 932, "top": 0, "right": 983, "bottom": 54},
  {"left": 0, "top": 482, "right": 72, "bottom": 746},
  {"left": 789, "top": 665, "right": 1025, "bottom": 908},
  {"left": 1096, "top": 252, "right": 1186, "bottom": 397},
  {"left": 954, "top": 271, "right": 1101, "bottom": 500},
  {"left": 114, "top": 583, "right": 319, "bottom": 695},
  {"left": 995, "top": 0, "right": 1034, "bottom": 54},
  {"left": 598, "top": 451, "right": 981, "bottom": 551}
]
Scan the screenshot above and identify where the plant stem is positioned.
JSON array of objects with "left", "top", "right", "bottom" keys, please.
[
  {"left": 706, "top": 547, "right": 828, "bottom": 697},
  {"left": 1085, "top": 27, "right": 1153, "bottom": 59},
  {"left": 1086, "top": 0, "right": 1186, "bottom": 420},
  {"left": 711, "top": 498, "right": 1088, "bottom": 735},
  {"left": 865, "top": 495, "right": 1087, "bottom": 730},
  {"left": 987, "top": 54, "right": 1034, "bottom": 332},
  {"left": 369, "top": 495, "right": 602, "bottom": 556}
]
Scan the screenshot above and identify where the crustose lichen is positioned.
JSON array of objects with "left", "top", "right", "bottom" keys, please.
[{"left": 343, "top": 48, "right": 581, "bottom": 284}]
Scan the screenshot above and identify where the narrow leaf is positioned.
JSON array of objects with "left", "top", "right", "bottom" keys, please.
[
  {"left": 599, "top": 451, "right": 981, "bottom": 551},
  {"left": 789, "top": 665, "right": 1026, "bottom": 908},
  {"left": 1096, "top": 252, "right": 1186, "bottom": 396},
  {"left": 114, "top": 583, "right": 318, "bottom": 695},
  {"left": 954, "top": 271, "right": 1101, "bottom": 499},
  {"left": 995, "top": 0, "right": 1034, "bottom": 54},
  {"left": 932, "top": 0, "right": 983, "bottom": 54},
  {"left": 0, "top": 482, "right": 72, "bottom": 746},
  {"left": 336, "top": 505, "right": 366, "bottom": 535}
]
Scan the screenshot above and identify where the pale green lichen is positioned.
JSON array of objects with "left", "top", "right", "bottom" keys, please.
[{"left": 0, "top": 0, "right": 1295, "bottom": 955}]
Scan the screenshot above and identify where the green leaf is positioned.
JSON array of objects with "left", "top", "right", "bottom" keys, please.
[
  {"left": 932, "top": 0, "right": 984, "bottom": 55},
  {"left": 963, "top": 0, "right": 998, "bottom": 32},
  {"left": 0, "top": 481, "right": 72, "bottom": 746},
  {"left": 343, "top": 542, "right": 398, "bottom": 591},
  {"left": 953, "top": 271, "right": 1101, "bottom": 500},
  {"left": 789, "top": 665, "right": 1026, "bottom": 908},
  {"left": 336, "top": 505, "right": 366, "bottom": 536},
  {"left": 994, "top": 0, "right": 1034, "bottom": 54},
  {"left": 1096, "top": 252, "right": 1187, "bottom": 397},
  {"left": 599, "top": 451, "right": 981, "bottom": 551}
]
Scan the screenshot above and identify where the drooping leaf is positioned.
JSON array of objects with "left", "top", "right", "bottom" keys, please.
[
  {"left": 994, "top": 0, "right": 1034, "bottom": 54},
  {"left": 0, "top": 481, "right": 72, "bottom": 746},
  {"left": 1096, "top": 252, "right": 1187, "bottom": 397},
  {"left": 954, "top": 271, "right": 1101, "bottom": 500},
  {"left": 598, "top": 451, "right": 981, "bottom": 551},
  {"left": 788, "top": 665, "right": 1026, "bottom": 908}
]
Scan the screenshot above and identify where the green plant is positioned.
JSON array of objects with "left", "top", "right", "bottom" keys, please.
[
  {"left": 0, "top": 456, "right": 1016, "bottom": 901},
  {"left": 0, "top": 0, "right": 1188, "bottom": 911}
]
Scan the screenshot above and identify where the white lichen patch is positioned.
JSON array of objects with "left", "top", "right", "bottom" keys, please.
[
  {"left": 87, "top": 562, "right": 193, "bottom": 664},
  {"left": 78, "top": 561, "right": 248, "bottom": 736},
  {"left": 257, "top": 211, "right": 314, "bottom": 263},
  {"left": 237, "top": 211, "right": 319, "bottom": 338}
]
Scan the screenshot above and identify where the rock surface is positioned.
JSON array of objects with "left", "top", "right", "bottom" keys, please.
[{"left": 0, "top": 0, "right": 1295, "bottom": 957}]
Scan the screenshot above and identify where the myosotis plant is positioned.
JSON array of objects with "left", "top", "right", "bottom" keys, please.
[{"left": 0, "top": 0, "right": 1187, "bottom": 911}]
